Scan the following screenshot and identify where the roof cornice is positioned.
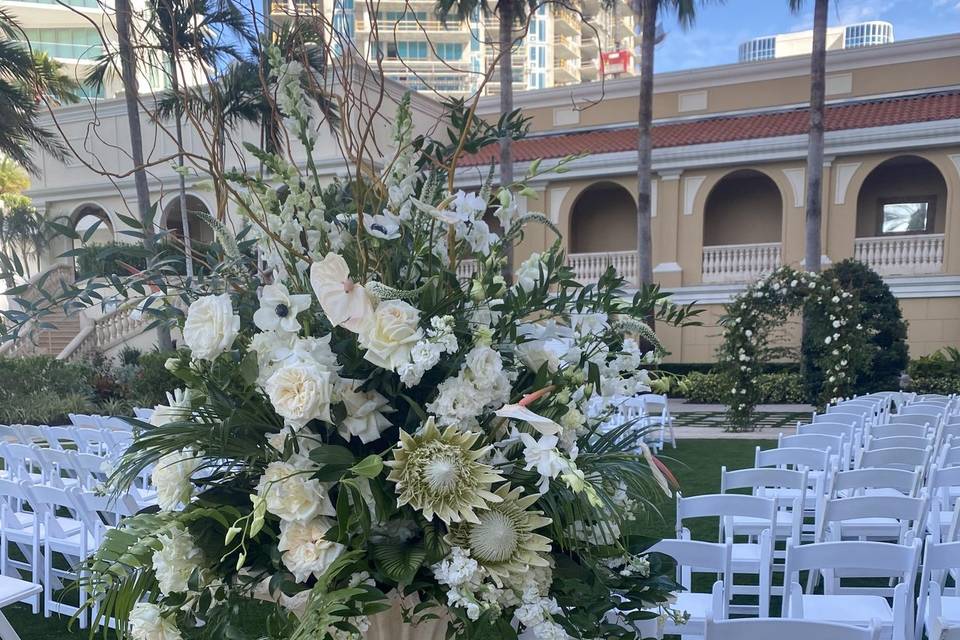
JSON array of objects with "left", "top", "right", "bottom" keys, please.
[{"left": 473, "top": 33, "right": 960, "bottom": 113}]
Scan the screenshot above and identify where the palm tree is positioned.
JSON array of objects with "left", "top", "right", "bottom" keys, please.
[
  {"left": 790, "top": 0, "right": 828, "bottom": 274},
  {"left": 0, "top": 9, "right": 76, "bottom": 174},
  {"left": 633, "top": 0, "right": 702, "bottom": 296},
  {"left": 147, "top": 0, "right": 251, "bottom": 279},
  {"left": 435, "top": 0, "right": 538, "bottom": 280}
]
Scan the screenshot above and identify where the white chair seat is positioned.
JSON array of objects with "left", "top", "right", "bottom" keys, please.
[
  {"left": 797, "top": 594, "right": 893, "bottom": 626},
  {"left": 829, "top": 517, "right": 902, "bottom": 539},
  {"left": 732, "top": 512, "right": 796, "bottom": 534},
  {"left": 931, "top": 595, "right": 960, "bottom": 624},
  {"left": 0, "top": 575, "right": 41, "bottom": 607},
  {"left": 731, "top": 543, "right": 762, "bottom": 565}
]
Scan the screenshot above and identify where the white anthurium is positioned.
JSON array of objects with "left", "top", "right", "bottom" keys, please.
[
  {"left": 494, "top": 404, "right": 562, "bottom": 436},
  {"left": 309, "top": 252, "right": 375, "bottom": 333},
  {"left": 253, "top": 283, "right": 312, "bottom": 333},
  {"left": 516, "top": 429, "right": 568, "bottom": 494},
  {"left": 362, "top": 212, "right": 402, "bottom": 240}
]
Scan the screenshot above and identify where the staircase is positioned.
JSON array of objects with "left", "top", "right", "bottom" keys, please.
[
  {"left": 0, "top": 263, "right": 83, "bottom": 359},
  {"left": 31, "top": 310, "right": 84, "bottom": 356}
]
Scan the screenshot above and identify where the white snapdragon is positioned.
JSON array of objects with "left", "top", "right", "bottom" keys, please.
[
  {"left": 277, "top": 517, "right": 346, "bottom": 583},
  {"left": 153, "top": 449, "right": 200, "bottom": 511},
  {"left": 255, "top": 461, "right": 335, "bottom": 523},
  {"left": 129, "top": 603, "right": 182, "bottom": 640},
  {"left": 182, "top": 294, "right": 240, "bottom": 360},
  {"left": 152, "top": 526, "right": 203, "bottom": 595}
]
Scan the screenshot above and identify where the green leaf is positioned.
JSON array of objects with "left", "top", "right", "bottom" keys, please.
[
  {"left": 309, "top": 445, "right": 356, "bottom": 467},
  {"left": 371, "top": 542, "right": 426, "bottom": 584},
  {"left": 350, "top": 455, "right": 383, "bottom": 479}
]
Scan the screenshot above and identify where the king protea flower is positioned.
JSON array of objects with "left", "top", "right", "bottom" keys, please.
[{"left": 386, "top": 418, "right": 504, "bottom": 524}]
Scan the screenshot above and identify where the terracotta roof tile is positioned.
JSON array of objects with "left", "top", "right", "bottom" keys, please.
[{"left": 459, "top": 90, "right": 960, "bottom": 167}]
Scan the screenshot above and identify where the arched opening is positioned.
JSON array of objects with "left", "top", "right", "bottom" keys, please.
[
  {"left": 163, "top": 194, "right": 216, "bottom": 245},
  {"left": 856, "top": 156, "right": 947, "bottom": 237},
  {"left": 71, "top": 204, "right": 114, "bottom": 247},
  {"left": 853, "top": 156, "right": 948, "bottom": 276},
  {"left": 568, "top": 182, "right": 636, "bottom": 254},
  {"left": 703, "top": 169, "right": 783, "bottom": 246}
]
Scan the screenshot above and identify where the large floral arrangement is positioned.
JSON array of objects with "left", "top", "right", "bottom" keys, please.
[
  {"left": 81, "top": 58, "right": 697, "bottom": 640},
  {"left": 718, "top": 265, "right": 868, "bottom": 431}
]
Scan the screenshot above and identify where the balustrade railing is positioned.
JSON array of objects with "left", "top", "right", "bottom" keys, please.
[
  {"left": 853, "top": 233, "right": 944, "bottom": 276},
  {"left": 60, "top": 301, "right": 155, "bottom": 362},
  {"left": 701, "top": 242, "right": 781, "bottom": 284},
  {"left": 566, "top": 250, "right": 637, "bottom": 285}
]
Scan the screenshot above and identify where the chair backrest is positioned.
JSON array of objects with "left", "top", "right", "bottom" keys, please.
[
  {"left": 857, "top": 446, "right": 931, "bottom": 472},
  {"left": 1, "top": 442, "right": 43, "bottom": 482},
  {"left": 34, "top": 447, "right": 80, "bottom": 488},
  {"left": 133, "top": 407, "right": 154, "bottom": 421},
  {"left": 815, "top": 494, "right": 928, "bottom": 543},
  {"left": 68, "top": 413, "right": 100, "bottom": 429},
  {"left": 24, "top": 483, "right": 85, "bottom": 541},
  {"left": 0, "top": 479, "right": 34, "bottom": 531},
  {"left": 704, "top": 618, "right": 879, "bottom": 640},
  {"left": 779, "top": 433, "right": 844, "bottom": 453},
  {"left": 99, "top": 416, "right": 132, "bottom": 432},
  {"left": 940, "top": 443, "right": 960, "bottom": 468},
  {"left": 927, "top": 465, "right": 960, "bottom": 510},
  {"left": 888, "top": 414, "right": 936, "bottom": 428},
  {"left": 816, "top": 410, "right": 866, "bottom": 429},
  {"left": 756, "top": 446, "right": 831, "bottom": 472},
  {"left": 828, "top": 467, "right": 920, "bottom": 498},
  {"left": 899, "top": 405, "right": 944, "bottom": 421},
  {"left": 797, "top": 422, "right": 856, "bottom": 445},
  {"left": 721, "top": 466, "right": 809, "bottom": 494},
  {"left": 869, "top": 423, "right": 931, "bottom": 439},
  {"left": 865, "top": 435, "right": 931, "bottom": 452}
]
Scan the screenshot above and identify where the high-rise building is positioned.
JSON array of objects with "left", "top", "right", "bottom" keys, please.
[
  {"left": 738, "top": 20, "right": 894, "bottom": 63},
  {"left": 6, "top": 0, "right": 171, "bottom": 98},
  {"left": 271, "top": 0, "right": 635, "bottom": 95}
]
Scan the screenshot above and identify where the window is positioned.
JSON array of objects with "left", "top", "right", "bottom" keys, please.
[
  {"left": 738, "top": 36, "right": 775, "bottom": 62},
  {"left": 844, "top": 22, "right": 893, "bottom": 48},
  {"left": 386, "top": 41, "right": 428, "bottom": 59},
  {"left": 879, "top": 197, "right": 935, "bottom": 234},
  {"left": 436, "top": 43, "right": 463, "bottom": 61},
  {"left": 20, "top": 28, "right": 103, "bottom": 60}
]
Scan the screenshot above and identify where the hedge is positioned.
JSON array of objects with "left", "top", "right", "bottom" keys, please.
[{"left": 683, "top": 371, "right": 808, "bottom": 404}]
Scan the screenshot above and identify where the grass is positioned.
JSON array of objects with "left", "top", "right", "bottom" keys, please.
[{"left": 3, "top": 438, "right": 769, "bottom": 639}]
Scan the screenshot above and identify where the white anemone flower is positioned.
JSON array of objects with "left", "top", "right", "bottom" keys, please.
[
  {"left": 309, "top": 253, "right": 375, "bottom": 333},
  {"left": 362, "top": 212, "right": 401, "bottom": 240},
  {"left": 253, "top": 283, "right": 312, "bottom": 333}
]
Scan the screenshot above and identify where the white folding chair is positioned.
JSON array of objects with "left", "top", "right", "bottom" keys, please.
[
  {"left": 828, "top": 467, "right": 921, "bottom": 500},
  {"left": 815, "top": 494, "right": 927, "bottom": 549},
  {"left": 868, "top": 423, "right": 932, "bottom": 440},
  {"left": 865, "top": 436, "right": 932, "bottom": 452},
  {"left": 783, "top": 538, "right": 921, "bottom": 640},
  {"left": 705, "top": 617, "right": 879, "bottom": 640},
  {"left": 0, "top": 444, "right": 44, "bottom": 484},
  {"left": 676, "top": 493, "right": 776, "bottom": 617},
  {"left": 0, "top": 480, "right": 42, "bottom": 614},
  {"left": 915, "top": 534, "right": 960, "bottom": 640},
  {"left": 133, "top": 408, "right": 154, "bottom": 422},
  {"left": 780, "top": 433, "right": 849, "bottom": 470},
  {"left": 857, "top": 447, "right": 932, "bottom": 473},
  {"left": 888, "top": 414, "right": 937, "bottom": 428},
  {"left": 67, "top": 414, "right": 101, "bottom": 429},
  {"left": 926, "top": 465, "right": 960, "bottom": 542},
  {"left": 635, "top": 393, "right": 676, "bottom": 449},
  {"left": 646, "top": 538, "right": 732, "bottom": 638}
]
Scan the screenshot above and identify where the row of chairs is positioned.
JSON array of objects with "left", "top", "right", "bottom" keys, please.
[
  {"left": 591, "top": 393, "right": 676, "bottom": 452},
  {"left": 0, "top": 423, "right": 132, "bottom": 459}
]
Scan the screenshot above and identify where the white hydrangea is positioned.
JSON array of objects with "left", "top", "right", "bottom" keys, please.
[
  {"left": 427, "top": 345, "right": 511, "bottom": 426},
  {"left": 277, "top": 517, "right": 346, "bottom": 583},
  {"left": 152, "top": 526, "right": 203, "bottom": 595},
  {"left": 153, "top": 449, "right": 201, "bottom": 511},
  {"left": 255, "top": 460, "right": 335, "bottom": 523},
  {"left": 129, "top": 602, "right": 182, "bottom": 640}
]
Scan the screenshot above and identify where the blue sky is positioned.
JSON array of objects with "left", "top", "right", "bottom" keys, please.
[{"left": 653, "top": 0, "right": 960, "bottom": 72}]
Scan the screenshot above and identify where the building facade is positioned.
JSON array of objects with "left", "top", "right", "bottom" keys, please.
[
  {"left": 739, "top": 20, "right": 894, "bottom": 63},
  {"left": 270, "top": 0, "right": 635, "bottom": 96}
]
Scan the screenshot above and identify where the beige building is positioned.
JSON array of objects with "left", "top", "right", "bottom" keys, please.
[
  {"left": 458, "top": 33, "right": 960, "bottom": 362},
  {"left": 271, "top": 0, "right": 635, "bottom": 96},
  {"left": 738, "top": 20, "right": 894, "bottom": 62}
]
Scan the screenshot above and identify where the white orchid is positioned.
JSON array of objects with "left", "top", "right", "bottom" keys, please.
[{"left": 517, "top": 430, "right": 569, "bottom": 494}]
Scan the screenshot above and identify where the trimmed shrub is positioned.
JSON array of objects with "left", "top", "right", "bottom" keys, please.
[
  {"left": 908, "top": 347, "right": 960, "bottom": 395},
  {"left": 128, "top": 351, "right": 181, "bottom": 407},
  {"left": 0, "top": 356, "right": 93, "bottom": 401},
  {"left": 683, "top": 371, "right": 807, "bottom": 404},
  {"left": 805, "top": 259, "right": 909, "bottom": 396}
]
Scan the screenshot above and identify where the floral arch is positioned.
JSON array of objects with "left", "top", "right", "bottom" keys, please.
[{"left": 719, "top": 265, "right": 868, "bottom": 431}]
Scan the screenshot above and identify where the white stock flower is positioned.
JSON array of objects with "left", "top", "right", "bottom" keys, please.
[
  {"left": 516, "top": 253, "right": 544, "bottom": 292},
  {"left": 310, "top": 253, "right": 375, "bottom": 333},
  {"left": 255, "top": 460, "right": 335, "bottom": 523},
  {"left": 182, "top": 294, "right": 240, "bottom": 360},
  {"left": 253, "top": 283, "right": 312, "bottom": 334},
  {"left": 265, "top": 361, "right": 335, "bottom": 428},
  {"left": 362, "top": 212, "right": 401, "bottom": 240},
  {"left": 359, "top": 300, "right": 423, "bottom": 371},
  {"left": 152, "top": 526, "right": 202, "bottom": 595},
  {"left": 153, "top": 449, "right": 200, "bottom": 511},
  {"left": 278, "top": 517, "right": 346, "bottom": 583},
  {"left": 129, "top": 602, "right": 182, "bottom": 640},
  {"left": 338, "top": 380, "right": 393, "bottom": 444},
  {"left": 150, "top": 389, "right": 194, "bottom": 427}
]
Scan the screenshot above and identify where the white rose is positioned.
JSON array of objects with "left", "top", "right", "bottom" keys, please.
[
  {"left": 182, "top": 294, "right": 240, "bottom": 360},
  {"left": 152, "top": 526, "right": 203, "bottom": 595},
  {"left": 278, "top": 517, "right": 346, "bottom": 583},
  {"left": 153, "top": 449, "right": 200, "bottom": 511},
  {"left": 265, "top": 361, "right": 335, "bottom": 428},
  {"left": 358, "top": 300, "right": 423, "bottom": 371},
  {"left": 255, "top": 461, "right": 335, "bottom": 523},
  {"left": 463, "top": 345, "right": 505, "bottom": 387},
  {"left": 150, "top": 389, "right": 194, "bottom": 427},
  {"left": 129, "top": 603, "right": 182, "bottom": 640},
  {"left": 338, "top": 380, "right": 393, "bottom": 444},
  {"left": 516, "top": 340, "right": 561, "bottom": 373}
]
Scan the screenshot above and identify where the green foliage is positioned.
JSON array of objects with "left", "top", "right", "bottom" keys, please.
[
  {"left": 0, "top": 356, "right": 93, "bottom": 400},
  {"left": 128, "top": 350, "right": 182, "bottom": 406},
  {"left": 908, "top": 347, "right": 960, "bottom": 395},
  {"left": 74, "top": 240, "right": 212, "bottom": 278},
  {"left": 683, "top": 371, "right": 807, "bottom": 404},
  {"left": 805, "top": 259, "right": 908, "bottom": 396},
  {"left": 0, "top": 391, "right": 95, "bottom": 425}
]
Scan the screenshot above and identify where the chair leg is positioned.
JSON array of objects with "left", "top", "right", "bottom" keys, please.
[
  {"left": 0, "top": 611, "right": 23, "bottom": 640},
  {"left": 43, "top": 545, "right": 51, "bottom": 619}
]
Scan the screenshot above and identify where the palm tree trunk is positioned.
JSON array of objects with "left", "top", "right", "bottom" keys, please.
[
  {"left": 116, "top": 0, "right": 174, "bottom": 350},
  {"left": 636, "top": 0, "right": 656, "bottom": 291},
  {"left": 804, "top": 0, "right": 827, "bottom": 273},
  {"left": 170, "top": 59, "right": 195, "bottom": 280},
  {"left": 499, "top": 3, "right": 515, "bottom": 283}
]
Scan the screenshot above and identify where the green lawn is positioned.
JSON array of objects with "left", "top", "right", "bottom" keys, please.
[{"left": 5, "top": 439, "right": 770, "bottom": 639}]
